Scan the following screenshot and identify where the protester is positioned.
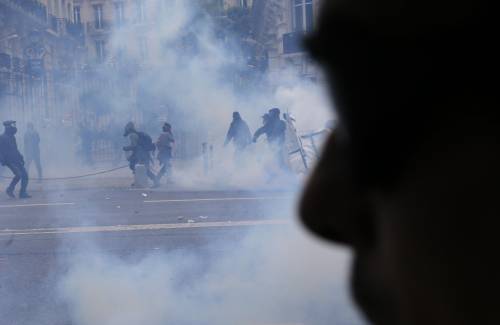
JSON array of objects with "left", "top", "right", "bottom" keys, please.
[
  {"left": 122, "top": 122, "right": 158, "bottom": 187},
  {"left": 0, "top": 121, "right": 31, "bottom": 198},
  {"left": 224, "top": 111, "right": 252, "bottom": 153},
  {"left": 253, "top": 108, "right": 288, "bottom": 170},
  {"left": 156, "top": 122, "right": 175, "bottom": 186}
]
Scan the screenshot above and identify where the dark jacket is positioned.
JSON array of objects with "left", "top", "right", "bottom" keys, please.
[
  {"left": 253, "top": 116, "right": 286, "bottom": 145},
  {"left": 225, "top": 118, "right": 252, "bottom": 150},
  {"left": 0, "top": 132, "right": 24, "bottom": 165}
]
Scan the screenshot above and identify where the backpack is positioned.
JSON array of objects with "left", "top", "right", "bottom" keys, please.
[{"left": 136, "top": 131, "right": 156, "bottom": 152}]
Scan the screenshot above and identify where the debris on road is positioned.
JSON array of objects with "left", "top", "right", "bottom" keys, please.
[
  {"left": 177, "top": 216, "right": 184, "bottom": 220},
  {"left": 116, "top": 205, "right": 121, "bottom": 209},
  {"left": 199, "top": 216, "right": 208, "bottom": 219},
  {"left": 141, "top": 193, "right": 148, "bottom": 198},
  {"left": 187, "top": 219, "right": 195, "bottom": 223}
]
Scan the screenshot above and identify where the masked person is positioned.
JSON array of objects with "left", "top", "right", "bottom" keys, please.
[
  {"left": 224, "top": 112, "right": 252, "bottom": 152},
  {"left": 24, "top": 122, "right": 42, "bottom": 180},
  {"left": 0, "top": 121, "right": 31, "bottom": 198},
  {"left": 253, "top": 108, "right": 288, "bottom": 170},
  {"left": 300, "top": 1, "right": 498, "bottom": 325},
  {"left": 155, "top": 123, "right": 175, "bottom": 186},
  {"left": 122, "top": 122, "right": 158, "bottom": 187}
]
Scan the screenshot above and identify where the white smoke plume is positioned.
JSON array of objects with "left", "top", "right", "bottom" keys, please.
[{"left": 59, "top": 221, "right": 364, "bottom": 325}]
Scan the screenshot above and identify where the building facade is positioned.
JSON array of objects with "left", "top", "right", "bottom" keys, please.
[
  {"left": 0, "top": 0, "right": 84, "bottom": 127},
  {"left": 252, "top": 0, "right": 322, "bottom": 78}
]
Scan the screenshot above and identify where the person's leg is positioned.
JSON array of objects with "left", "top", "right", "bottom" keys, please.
[
  {"left": 25, "top": 156, "right": 32, "bottom": 175},
  {"left": 144, "top": 159, "right": 158, "bottom": 183},
  {"left": 18, "top": 165, "right": 30, "bottom": 197},
  {"left": 34, "top": 154, "right": 42, "bottom": 179},
  {"left": 5, "top": 163, "right": 21, "bottom": 197}
]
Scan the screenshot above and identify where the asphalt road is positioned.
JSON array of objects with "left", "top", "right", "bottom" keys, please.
[{"left": 0, "top": 186, "right": 362, "bottom": 325}]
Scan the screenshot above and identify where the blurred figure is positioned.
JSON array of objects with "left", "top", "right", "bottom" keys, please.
[
  {"left": 253, "top": 108, "right": 287, "bottom": 170},
  {"left": 301, "top": 1, "right": 498, "bottom": 325},
  {"left": 122, "top": 122, "right": 158, "bottom": 187},
  {"left": 0, "top": 121, "right": 31, "bottom": 198},
  {"left": 156, "top": 122, "right": 175, "bottom": 186},
  {"left": 24, "top": 122, "right": 42, "bottom": 180},
  {"left": 224, "top": 111, "right": 252, "bottom": 153}
]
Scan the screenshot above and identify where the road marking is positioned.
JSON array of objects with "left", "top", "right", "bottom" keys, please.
[
  {"left": 0, "top": 202, "right": 75, "bottom": 209},
  {"left": 0, "top": 219, "right": 289, "bottom": 237},
  {"left": 144, "top": 197, "right": 290, "bottom": 203}
]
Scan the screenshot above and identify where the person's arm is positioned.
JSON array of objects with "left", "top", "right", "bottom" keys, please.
[
  {"left": 123, "top": 133, "right": 138, "bottom": 151},
  {"left": 253, "top": 126, "right": 266, "bottom": 143},
  {"left": 224, "top": 123, "right": 235, "bottom": 146}
]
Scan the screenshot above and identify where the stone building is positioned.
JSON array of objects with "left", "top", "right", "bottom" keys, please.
[
  {"left": 0, "top": 0, "right": 84, "bottom": 127},
  {"left": 252, "top": 0, "right": 322, "bottom": 78}
]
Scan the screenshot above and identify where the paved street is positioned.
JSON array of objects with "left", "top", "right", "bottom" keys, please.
[{"left": 0, "top": 181, "right": 362, "bottom": 325}]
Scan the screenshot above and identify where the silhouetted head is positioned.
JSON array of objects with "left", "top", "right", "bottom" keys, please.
[
  {"left": 123, "top": 122, "right": 136, "bottom": 137},
  {"left": 301, "top": 1, "right": 498, "bottom": 325},
  {"left": 3, "top": 120, "right": 17, "bottom": 135},
  {"left": 269, "top": 108, "right": 280, "bottom": 118},
  {"left": 261, "top": 113, "right": 269, "bottom": 125},
  {"left": 162, "top": 122, "right": 172, "bottom": 133},
  {"left": 232, "top": 111, "right": 241, "bottom": 120}
]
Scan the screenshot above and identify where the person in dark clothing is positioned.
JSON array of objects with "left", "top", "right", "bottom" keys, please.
[
  {"left": 224, "top": 112, "right": 252, "bottom": 152},
  {"left": 155, "top": 122, "right": 175, "bottom": 185},
  {"left": 122, "top": 122, "right": 158, "bottom": 186},
  {"left": 253, "top": 108, "right": 286, "bottom": 145},
  {"left": 0, "top": 121, "right": 31, "bottom": 198},
  {"left": 300, "top": 1, "right": 498, "bottom": 325},
  {"left": 253, "top": 108, "right": 288, "bottom": 170},
  {"left": 24, "top": 122, "right": 42, "bottom": 180}
]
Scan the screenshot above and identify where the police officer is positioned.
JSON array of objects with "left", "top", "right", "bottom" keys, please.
[
  {"left": 155, "top": 122, "right": 175, "bottom": 186},
  {"left": 122, "top": 122, "right": 158, "bottom": 187},
  {"left": 0, "top": 121, "right": 31, "bottom": 198},
  {"left": 24, "top": 122, "right": 42, "bottom": 180}
]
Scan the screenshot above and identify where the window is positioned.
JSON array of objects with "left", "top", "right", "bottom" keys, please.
[
  {"left": 136, "top": 0, "right": 146, "bottom": 22},
  {"left": 93, "top": 4, "right": 104, "bottom": 29},
  {"left": 292, "top": 0, "right": 313, "bottom": 32},
  {"left": 96, "top": 40, "right": 106, "bottom": 62},
  {"left": 114, "top": 1, "right": 125, "bottom": 25},
  {"left": 73, "top": 6, "right": 81, "bottom": 24}
]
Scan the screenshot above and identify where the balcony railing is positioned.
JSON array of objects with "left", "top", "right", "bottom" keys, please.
[
  {"left": 86, "top": 20, "right": 112, "bottom": 34},
  {"left": 283, "top": 31, "right": 306, "bottom": 55},
  {"left": 66, "top": 20, "right": 84, "bottom": 41}
]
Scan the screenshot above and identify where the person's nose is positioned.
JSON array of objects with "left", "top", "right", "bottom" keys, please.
[{"left": 300, "top": 131, "right": 375, "bottom": 249}]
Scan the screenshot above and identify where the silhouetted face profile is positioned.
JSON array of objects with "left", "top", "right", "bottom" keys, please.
[{"left": 301, "top": 1, "right": 497, "bottom": 325}]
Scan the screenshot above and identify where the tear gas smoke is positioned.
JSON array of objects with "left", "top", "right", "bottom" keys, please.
[
  {"left": 1, "top": 2, "right": 360, "bottom": 325},
  {"left": 59, "top": 219, "right": 364, "bottom": 325}
]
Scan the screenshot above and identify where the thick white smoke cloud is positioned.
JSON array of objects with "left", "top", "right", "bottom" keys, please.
[{"left": 59, "top": 222, "right": 363, "bottom": 325}]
